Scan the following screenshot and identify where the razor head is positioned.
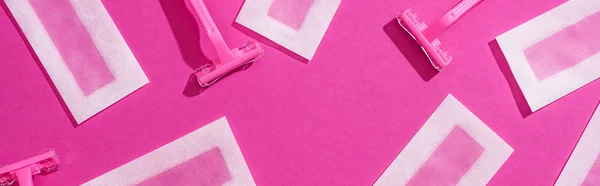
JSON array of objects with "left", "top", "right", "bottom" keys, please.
[
  {"left": 0, "top": 174, "right": 14, "bottom": 186},
  {"left": 0, "top": 150, "right": 59, "bottom": 186},
  {"left": 196, "top": 40, "right": 264, "bottom": 87},
  {"left": 397, "top": 8, "right": 452, "bottom": 71},
  {"left": 37, "top": 156, "right": 59, "bottom": 174}
]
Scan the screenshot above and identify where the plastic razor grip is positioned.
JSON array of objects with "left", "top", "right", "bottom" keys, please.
[
  {"left": 423, "top": 0, "right": 483, "bottom": 39},
  {"left": 189, "top": 0, "right": 218, "bottom": 35},
  {"left": 397, "top": 11, "right": 448, "bottom": 71},
  {"left": 188, "top": 0, "right": 235, "bottom": 62},
  {"left": 198, "top": 48, "right": 263, "bottom": 84},
  {"left": 16, "top": 169, "right": 33, "bottom": 186},
  {"left": 449, "top": 0, "right": 483, "bottom": 19}
]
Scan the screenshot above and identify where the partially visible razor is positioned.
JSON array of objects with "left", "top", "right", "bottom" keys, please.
[
  {"left": 397, "top": 0, "right": 483, "bottom": 71},
  {"left": 0, "top": 150, "right": 59, "bottom": 186},
  {"left": 188, "top": 0, "right": 264, "bottom": 87}
]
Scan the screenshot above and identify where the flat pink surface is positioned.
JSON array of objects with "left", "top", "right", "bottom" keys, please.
[
  {"left": 525, "top": 10, "right": 600, "bottom": 81},
  {"left": 1, "top": 0, "right": 599, "bottom": 185},
  {"left": 407, "top": 126, "right": 484, "bottom": 186}
]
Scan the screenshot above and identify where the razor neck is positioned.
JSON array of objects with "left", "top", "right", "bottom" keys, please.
[
  {"left": 424, "top": 0, "right": 483, "bottom": 41},
  {"left": 189, "top": 0, "right": 235, "bottom": 64},
  {"left": 16, "top": 167, "right": 33, "bottom": 186}
]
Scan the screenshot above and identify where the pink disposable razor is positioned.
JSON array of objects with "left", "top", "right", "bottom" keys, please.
[
  {"left": 189, "top": 0, "right": 264, "bottom": 87},
  {"left": 0, "top": 150, "right": 59, "bottom": 186},
  {"left": 397, "top": 0, "right": 483, "bottom": 71}
]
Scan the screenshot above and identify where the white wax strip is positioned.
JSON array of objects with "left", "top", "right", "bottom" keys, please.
[
  {"left": 236, "top": 0, "right": 341, "bottom": 60},
  {"left": 496, "top": 0, "right": 600, "bottom": 112},
  {"left": 555, "top": 104, "right": 600, "bottom": 186},
  {"left": 4, "top": 0, "right": 148, "bottom": 124},
  {"left": 82, "top": 117, "right": 255, "bottom": 186},
  {"left": 374, "top": 95, "right": 513, "bottom": 186}
]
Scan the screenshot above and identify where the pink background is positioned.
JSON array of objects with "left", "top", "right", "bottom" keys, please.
[{"left": 1, "top": 0, "right": 599, "bottom": 185}]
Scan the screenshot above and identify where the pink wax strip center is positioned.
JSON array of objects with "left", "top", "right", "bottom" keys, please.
[
  {"left": 29, "top": 0, "right": 115, "bottom": 96},
  {"left": 137, "top": 147, "right": 232, "bottom": 186},
  {"left": 524, "top": 11, "right": 600, "bottom": 81},
  {"left": 407, "top": 126, "right": 484, "bottom": 186},
  {"left": 582, "top": 154, "right": 600, "bottom": 186},
  {"left": 268, "top": 0, "right": 315, "bottom": 30}
]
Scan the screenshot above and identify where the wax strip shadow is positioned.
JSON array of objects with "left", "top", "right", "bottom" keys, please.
[
  {"left": 383, "top": 19, "right": 439, "bottom": 82},
  {"left": 159, "top": 0, "right": 217, "bottom": 96},
  {"left": 232, "top": 22, "right": 309, "bottom": 64},
  {"left": 1, "top": 2, "right": 80, "bottom": 127},
  {"left": 489, "top": 40, "right": 533, "bottom": 118}
]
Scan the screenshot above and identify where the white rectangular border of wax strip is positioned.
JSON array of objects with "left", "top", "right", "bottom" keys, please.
[
  {"left": 81, "top": 117, "right": 255, "bottom": 186},
  {"left": 555, "top": 104, "right": 600, "bottom": 186},
  {"left": 4, "top": 0, "right": 149, "bottom": 124},
  {"left": 374, "top": 94, "right": 513, "bottom": 186},
  {"left": 495, "top": 0, "right": 600, "bottom": 112},
  {"left": 235, "top": 0, "right": 342, "bottom": 60}
]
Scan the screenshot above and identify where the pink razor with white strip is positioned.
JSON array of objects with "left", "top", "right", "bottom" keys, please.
[
  {"left": 397, "top": 0, "right": 483, "bottom": 71},
  {"left": 189, "top": 0, "right": 264, "bottom": 87},
  {"left": 0, "top": 150, "right": 59, "bottom": 186}
]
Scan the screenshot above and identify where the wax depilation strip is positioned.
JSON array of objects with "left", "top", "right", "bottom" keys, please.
[
  {"left": 4, "top": 0, "right": 149, "bottom": 123},
  {"left": 582, "top": 155, "right": 600, "bottom": 186},
  {"left": 137, "top": 147, "right": 232, "bottom": 186},
  {"left": 374, "top": 95, "right": 513, "bottom": 186},
  {"left": 236, "top": 0, "right": 342, "bottom": 60},
  {"left": 556, "top": 103, "right": 600, "bottom": 186},
  {"left": 29, "top": 0, "right": 115, "bottom": 95},
  {"left": 407, "top": 126, "right": 484, "bottom": 186},
  {"left": 82, "top": 117, "right": 255, "bottom": 186},
  {"left": 525, "top": 11, "right": 600, "bottom": 80},
  {"left": 495, "top": 0, "right": 600, "bottom": 112},
  {"left": 268, "top": 0, "right": 315, "bottom": 30}
]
